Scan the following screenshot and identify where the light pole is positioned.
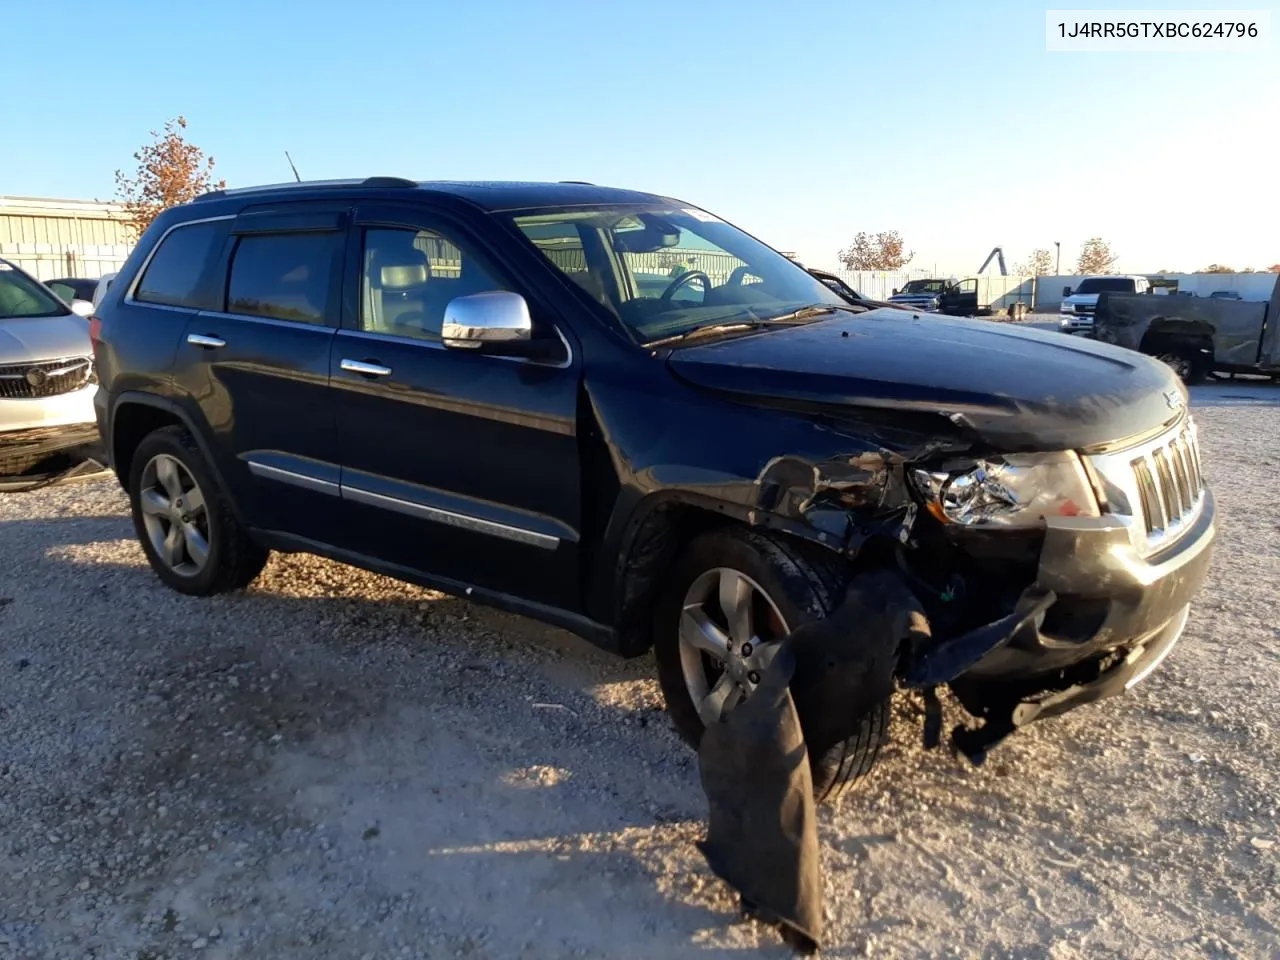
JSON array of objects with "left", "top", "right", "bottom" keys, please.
[{"left": 1054, "top": 241, "right": 1061, "bottom": 275}]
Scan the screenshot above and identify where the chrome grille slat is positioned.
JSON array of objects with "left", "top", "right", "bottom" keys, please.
[
  {"left": 0, "top": 356, "right": 93, "bottom": 400},
  {"left": 1093, "top": 417, "right": 1204, "bottom": 556}
]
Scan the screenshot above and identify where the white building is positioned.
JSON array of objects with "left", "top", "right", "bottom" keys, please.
[{"left": 0, "top": 195, "right": 134, "bottom": 280}]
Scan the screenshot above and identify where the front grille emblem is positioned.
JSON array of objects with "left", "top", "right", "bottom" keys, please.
[{"left": 25, "top": 368, "right": 48, "bottom": 389}]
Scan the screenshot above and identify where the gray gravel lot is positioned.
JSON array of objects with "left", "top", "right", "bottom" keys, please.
[{"left": 2, "top": 384, "right": 1278, "bottom": 959}]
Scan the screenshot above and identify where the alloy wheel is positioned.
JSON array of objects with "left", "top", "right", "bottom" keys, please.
[
  {"left": 138, "top": 454, "right": 211, "bottom": 577},
  {"left": 678, "top": 567, "right": 791, "bottom": 725}
]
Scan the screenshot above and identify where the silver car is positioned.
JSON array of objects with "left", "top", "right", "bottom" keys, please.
[{"left": 0, "top": 258, "right": 99, "bottom": 475}]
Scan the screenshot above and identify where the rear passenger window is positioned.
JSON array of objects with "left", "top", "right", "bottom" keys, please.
[
  {"left": 226, "top": 232, "right": 342, "bottom": 325},
  {"left": 134, "top": 221, "right": 222, "bottom": 309}
]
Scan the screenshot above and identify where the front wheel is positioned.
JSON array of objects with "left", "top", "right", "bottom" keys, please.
[{"left": 653, "top": 527, "right": 890, "bottom": 803}]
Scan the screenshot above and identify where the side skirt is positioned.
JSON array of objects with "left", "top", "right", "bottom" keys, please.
[{"left": 251, "top": 528, "right": 622, "bottom": 654}]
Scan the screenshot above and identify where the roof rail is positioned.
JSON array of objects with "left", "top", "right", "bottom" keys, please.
[
  {"left": 196, "top": 176, "right": 417, "bottom": 202},
  {"left": 559, "top": 180, "right": 595, "bottom": 185}
]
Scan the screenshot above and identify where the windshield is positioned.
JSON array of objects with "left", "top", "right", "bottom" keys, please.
[
  {"left": 901, "top": 280, "right": 947, "bottom": 294},
  {"left": 0, "top": 262, "right": 69, "bottom": 319},
  {"left": 509, "top": 205, "right": 845, "bottom": 344},
  {"left": 1075, "top": 277, "right": 1136, "bottom": 295}
]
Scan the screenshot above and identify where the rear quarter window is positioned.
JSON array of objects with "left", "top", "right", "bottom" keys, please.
[{"left": 133, "top": 221, "right": 224, "bottom": 309}]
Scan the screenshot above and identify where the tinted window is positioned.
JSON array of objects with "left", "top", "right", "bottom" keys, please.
[
  {"left": 227, "top": 232, "right": 343, "bottom": 325},
  {"left": 134, "top": 221, "right": 222, "bottom": 309},
  {"left": 46, "top": 281, "right": 77, "bottom": 302},
  {"left": 1075, "top": 277, "right": 1136, "bottom": 294},
  {"left": 359, "top": 227, "right": 508, "bottom": 341}
]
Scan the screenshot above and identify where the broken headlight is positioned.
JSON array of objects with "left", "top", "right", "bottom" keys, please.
[{"left": 912, "top": 451, "right": 1100, "bottom": 528}]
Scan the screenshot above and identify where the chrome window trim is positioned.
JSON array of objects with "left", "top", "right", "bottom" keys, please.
[
  {"left": 246, "top": 460, "right": 340, "bottom": 496},
  {"left": 340, "top": 324, "right": 574, "bottom": 369},
  {"left": 341, "top": 485, "right": 560, "bottom": 550},
  {"left": 123, "top": 214, "right": 235, "bottom": 308},
  {"left": 199, "top": 309, "right": 335, "bottom": 331}
]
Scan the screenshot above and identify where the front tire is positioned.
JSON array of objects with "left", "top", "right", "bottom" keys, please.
[
  {"left": 128, "top": 426, "right": 268, "bottom": 595},
  {"left": 654, "top": 527, "right": 890, "bottom": 802}
]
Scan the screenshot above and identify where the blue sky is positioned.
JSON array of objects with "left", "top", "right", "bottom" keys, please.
[{"left": 5, "top": 1, "right": 1276, "bottom": 273}]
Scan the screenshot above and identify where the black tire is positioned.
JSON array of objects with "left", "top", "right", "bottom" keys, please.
[
  {"left": 128, "top": 426, "right": 268, "bottom": 595},
  {"left": 654, "top": 527, "right": 891, "bottom": 803}
]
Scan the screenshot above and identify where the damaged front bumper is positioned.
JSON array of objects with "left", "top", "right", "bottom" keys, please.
[{"left": 904, "top": 490, "right": 1215, "bottom": 761}]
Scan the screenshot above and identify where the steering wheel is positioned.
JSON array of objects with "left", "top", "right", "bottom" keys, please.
[{"left": 660, "top": 270, "right": 711, "bottom": 306}]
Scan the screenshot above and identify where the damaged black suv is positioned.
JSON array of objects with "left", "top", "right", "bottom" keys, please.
[{"left": 93, "top": 179, "right": 1215, "bottom": 801}]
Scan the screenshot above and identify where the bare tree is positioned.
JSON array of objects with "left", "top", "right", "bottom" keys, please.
[
  {"left": 1270, "top": 264, "right": 1280, "bottom": 273},
  {"left": 114, "top": 117, "right": 225, "bottom": 238},
  {"left": 837, "top": 231, "right": 914, "bottom": 271},
  {"left": 1200, "top": 264, "right": 1234, "bottom": 273},
  {"left": 1014, "top": 248, "right": 1054, "bottom": 276},
  {"left": 1075, "top": 238, "right": 1118, "bottom": 275}
]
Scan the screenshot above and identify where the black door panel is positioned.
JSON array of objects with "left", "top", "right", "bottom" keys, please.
[{"left": 332, "top": 205, "right": 583, "bottom": 610}]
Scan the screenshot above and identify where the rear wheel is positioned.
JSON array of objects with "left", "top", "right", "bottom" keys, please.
[
  {"left": 654, "top": 527, "right": 891, "bottom": 802},
  {"left": 128, "top": 426, "right": 268, "bottom": 595}
]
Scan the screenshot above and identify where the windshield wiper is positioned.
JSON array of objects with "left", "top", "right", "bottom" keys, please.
[{"left": 647, "top": 305, "right": 840, "bottom": 348}]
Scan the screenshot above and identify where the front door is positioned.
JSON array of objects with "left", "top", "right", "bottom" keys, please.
[
  {"left": 942, "top": 278, "right": 979, "bottom": 315},
  {"left": 330, "top": 204, "right": 583, "bottom": 610},
  {"left": 171, "top": 204, "right": 347, "bottom": 542}
]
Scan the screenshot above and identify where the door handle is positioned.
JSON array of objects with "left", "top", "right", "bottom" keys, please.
[
  {"left": 187, "top": 333, "right": 226, "bottom": 349},
  {"left": 340, "top": 358, "right": 392, "bottom": 377}
]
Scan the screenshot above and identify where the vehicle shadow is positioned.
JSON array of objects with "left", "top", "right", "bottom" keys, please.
[
  {"left": 1, "top": 512, "right": 800, "bottom": 954},
  {"left": 1190, "top": 380, "right": 1280, "bottom": 407}
]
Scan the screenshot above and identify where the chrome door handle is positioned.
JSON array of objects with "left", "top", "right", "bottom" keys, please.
[
  {"left": 187, "top": 333, "right": 226, "bottom": 348},
  {"left": 340, "top": 358, "right": 392, "bottom": 377}
]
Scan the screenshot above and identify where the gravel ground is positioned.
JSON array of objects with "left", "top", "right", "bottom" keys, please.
[{"left": 1, "top": 384, "right": 1278, "bottom": 959}]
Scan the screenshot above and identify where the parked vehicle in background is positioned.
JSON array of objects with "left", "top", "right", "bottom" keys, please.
[
  {"left": 1094, "top": 274, "right": 1280, "bottom": 383},
  {"left": 94, "top": 178, "right": 1213, "bottom": 800},
  {"left": 888, "top": 278, "right": 948, "bottom": 312},
  {"left": 806, "top": 268, "right": 909, "bottom": 311},
  {"left": 1208, "top": 290, "right": 1242, "bottom": 301},
  {"left": 42, "top": 277, "right": 101, "bottom": 318},
  {"left": 1059, "top": 275, "right": 1151, "bottom": 335},
  {"left": 888, "top": 277, "right": 1000, "bottom": 317},
  {"left": 92, "top": 273, "right": 118, "bottom": 310},
  {"left": 0, "top": 259, "right": 99, "bottom": 475}
]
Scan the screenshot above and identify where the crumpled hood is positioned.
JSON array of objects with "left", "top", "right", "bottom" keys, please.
[
  {"left": 666, "top": 310, "right": 1184, "bottom": 452},
  {"left": 0, "top": 314, "right": 91, "bottom": 365}
]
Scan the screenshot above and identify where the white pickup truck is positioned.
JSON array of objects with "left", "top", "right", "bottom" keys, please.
[{"left": 1059, "top": 275, "right": 1150, "bottom": 334}]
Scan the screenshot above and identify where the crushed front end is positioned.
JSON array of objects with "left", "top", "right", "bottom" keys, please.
[{"left": 895, "top": 415, "right": 1215, "bottom": 760}]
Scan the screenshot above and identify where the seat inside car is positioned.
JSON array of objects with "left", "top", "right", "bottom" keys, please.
[{"left": 366, "top": 245, "right": 431, "bottom": 337}]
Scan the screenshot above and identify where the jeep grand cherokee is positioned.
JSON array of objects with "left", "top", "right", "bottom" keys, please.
[{"left": 92, "top": 178, "right": 1214, "bottom": 800}]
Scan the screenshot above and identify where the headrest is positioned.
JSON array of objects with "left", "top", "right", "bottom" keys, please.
[{"left": 381, "top": 263, "right": 428, "bottom": 289}]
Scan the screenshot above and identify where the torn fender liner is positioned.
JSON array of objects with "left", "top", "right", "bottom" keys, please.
[
  {"left": 697, "top": 641, "right": 822, "bottom": 953},
  {"left": 788, "top": 570, "right": 929, "bottom": 760},
  {"left": 696, "top": 571, "right": 930, "bottom": 953}
]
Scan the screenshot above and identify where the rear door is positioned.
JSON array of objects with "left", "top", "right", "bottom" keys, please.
[
  {"left": 171, "top": 204, "right": 348, "bottom": 542},
  {"left": 329, "top": 202, "right": 584, "bottom": 610}
]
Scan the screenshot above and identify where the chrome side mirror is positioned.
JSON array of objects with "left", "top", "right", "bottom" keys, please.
[
  {"left": 70, "top": 299, "right": 94, "bottom": 317},
  {"left": 442, "top": 291, "right": 532, "bottom": 350}
]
